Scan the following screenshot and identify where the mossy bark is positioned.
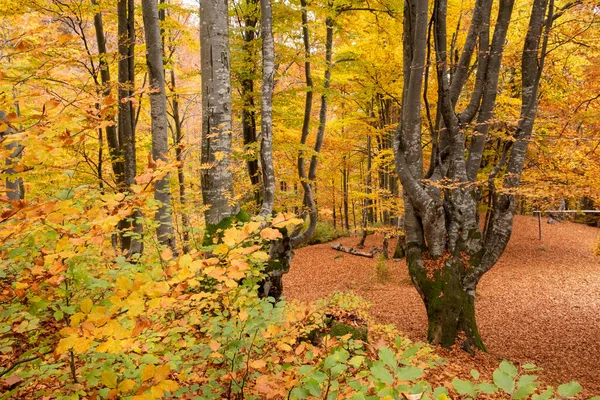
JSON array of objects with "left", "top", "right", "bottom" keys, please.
[{"left": 407, "top": 246, "right": 485, "bottom": 353}]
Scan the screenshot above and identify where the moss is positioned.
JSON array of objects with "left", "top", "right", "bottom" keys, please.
[{"left": 329, "top": 322, "right": 368, "bottom": 341}]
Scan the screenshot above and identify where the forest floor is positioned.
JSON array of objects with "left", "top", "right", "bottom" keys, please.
[{"left": 284, "top": 216, "right": 600, "bottom": 397}]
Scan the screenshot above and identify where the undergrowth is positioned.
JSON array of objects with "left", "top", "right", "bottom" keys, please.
[{"left": 0, "top": 187, "right": 593, "bottom": 399}]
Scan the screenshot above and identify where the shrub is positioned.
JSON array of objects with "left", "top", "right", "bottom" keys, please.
[{"left": 306, "top": 221, "right": 348, "bottom": 245}]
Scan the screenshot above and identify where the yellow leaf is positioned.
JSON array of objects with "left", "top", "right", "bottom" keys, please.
[
  {"left": 260, "top": 228, "right": 282, "bottom": 240},
  {"left": 249, "top": 359, "right": 266, "bottom": 369},
  {"left": 125, "top": 293, "right": 145, "bottom": 317},
  {"left": 151, "top": 385, "right": 164, "bottom": 398},
  {"left": 80, "top": 298, "right": 93, "bottom": 314},
  {"left": 141, "top": 364, "right": 155, "bottom": 382},
  {"left": 55, "top": 335, "right": 77, "bottom": 354},
  {"left": 116, "top": 276, "right": 132, "bottom": 291},
  {"left": 118, "top": 378, "right": 137, "bottom": 393},
  {"left": 101, "top": 370, "right": 118, "bottom": 389},
  {"left": 157, "top": 379, "right": 180, "bottom": 392},
  {"left": 154, "top": 364, "right": 170, "bottom": 383},
  {"left": 72, "top": 338, "right": 93, "bottom": 354},
  {"left": 222, "top": 227, "right": 243, "bottom": 247},
  {"left": 209, "top": 340, "right": 221, "bottom": 352},
  {"left": 145, "top": 281, "right": 170, "bottom": 298},
  {"left": 161, "top": 248, "right": 173, "bottom": 261},
  {"left": 239, "top": 310, "right": 248, "bottom": 322},
  {"left": 179, "top": 253, "right": 193, "bottom": 268}
]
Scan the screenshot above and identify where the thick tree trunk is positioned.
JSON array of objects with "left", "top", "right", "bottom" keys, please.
[
  {"left": 142, "top": 0, "right": 177, "bottom": 252},
  {"left": 200, "top": 0, "right": 237, "bottom": 226},
  {"left": 394, "top": 0, "right": 555, "bottom": 352}
]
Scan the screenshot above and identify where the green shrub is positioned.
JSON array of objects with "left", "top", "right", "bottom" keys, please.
[{"left": 307, "top": 221, "right": 348, "bottom": 245}]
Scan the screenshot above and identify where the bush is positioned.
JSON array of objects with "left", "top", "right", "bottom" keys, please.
[
  {"left": 306, "top": 221, "right": 348, "bottom": 245},
  {"left": 0, "top": 194, "right": 588, "bottom": 399}
]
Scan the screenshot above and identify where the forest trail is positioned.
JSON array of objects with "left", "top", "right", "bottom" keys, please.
[{"left": 284, "top": 216, "right": 600, "bottom": 396}]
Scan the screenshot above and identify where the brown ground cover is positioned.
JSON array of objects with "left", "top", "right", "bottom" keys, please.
[{"left": 284, "top": 216, "right": 600, "bottom": 396}]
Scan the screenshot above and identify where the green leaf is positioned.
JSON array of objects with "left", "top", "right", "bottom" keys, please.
[
  {"left": 401, "top": 345, "right": 420, "bottom": 360},
  {"left": 470, "top": 369, "right": 480, "bottom": 380},
  {"left": 433, "top": 387, "right": 449, "bottom": 398},
  {"left": 532, "top": 387, "right": 554, "bottom": 400},
  {"left": 140, "top": 354, "right": 160, "bottom": 364},
  {"left": 298, "top": 365, "right": 313, "bottom": 375},
  {"left": 348, "top": 355, "right": 365, "bottom": 368},
  {"left": 378, "top": 346, "right": 397, "bottom": 368},
  {"left": 452, "top": 378, "right": 476, "bottom": 396},
  {"left": 396, "top": 366, "right": 422, "bottom": 381},
  {"left": 477, "top": 383, "right": 497, "bottom": 394},
  {"left": 290, "top": 388, "right": 310, "bottom": 399},
  {"left": 499, "top": 360, "right": 518, "bottom": 378},
  {"left": 517, "top": 374, "right": 538, "bottom": 388},
  {"left": 305, "top": 379, "right": 321, "bottom": 397},
  {"left": 324, "top": 354, "right": 338, "bottom": 369},
  {"left": 370, "top": 364, "right": 393, "bottom": 384},
  {"left": 557, "top": 381, "right": 582, "bottom": 397},
  {"left": 514, "top": 383, "right": 537, "bottom": 400},
  {"left": 493, "top": 369, "right": 514, "bottom": 394},
  {"left": 522, "top": 363, "right": 538, "bottom": 370}
]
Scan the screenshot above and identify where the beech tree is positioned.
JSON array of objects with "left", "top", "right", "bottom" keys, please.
[
  {"left": 200, "top": 0, "right": 238, "bottom": 227},
  {"left": 141, "top": 0, "right": 177, "bottom": 252},
  {"left": 394, "top": 0, "right": 554, "bottom": 351}
]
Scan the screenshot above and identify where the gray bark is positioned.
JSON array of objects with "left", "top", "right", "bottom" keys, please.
[
  {"left": 239, "top": 0, "right": 261, "bottom": 202},
  {"left": 292, "top": 8, "right": 334, "bottom": 246},
  {"left": 117, "top": 0, "right": 143, "bottom": 256},
  {"left": 200, "top": 0, "right": 237, "bottom": 226},
  {"left": 142, "top": 0, "right": 177, "bottom": 252},
  {"left": 394, "top": 0, "right": 555, "bottom": 352},
  {"left": 92, "top": 0, "right": 124, "bottom": 182},
  {"left": 259, "top": 0, "right": 275, "bottom": 217},
  {"left": 1, "top": 111, "right": 24, "bottom": 201}
]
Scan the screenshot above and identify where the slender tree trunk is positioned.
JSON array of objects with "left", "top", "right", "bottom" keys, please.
[
  {"left": 200, "top": 0, "right": 237, "bottom": 226},
  {"left": 1, "top": 111, "right": 24, "bottom": 201},
  {"left": 117, "top": 0, "right": 142, "bottom": 255},
  {"left": 92, "top": 0, "right": 124, "bottom": 181},
  {"left": 169, "top": 70, "right": 191, "bottom": 253},
  {"left": 142, "top": 0, "right": 177, "bottom": 252},
  {"left": 292, "top": 10, "right": 334, "bottom": 246},
  {"left": 259, "top": 0, "right": 275, "bottom": 217},
  {"left": 239, "top": 0, "right": 261, "bottom": 203}
]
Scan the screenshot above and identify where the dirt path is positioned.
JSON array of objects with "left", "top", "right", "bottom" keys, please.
[{"left": 284, "top": 216, "right": 600, "bottom": 396}]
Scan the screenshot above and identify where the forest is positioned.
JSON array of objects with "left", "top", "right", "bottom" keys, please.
[{"left": 1, "top": 0, "right": 600, "bottom": 398}]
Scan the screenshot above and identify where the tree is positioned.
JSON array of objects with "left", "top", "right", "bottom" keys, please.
[
  {"left": 258, "top": 0, "right": 275, "bottom": 217},
  {"left": 393, "top": 0, "right": 555, "bottom": 352},
  {"left": 141, "top": 0, "right": 177, "bottom": 252},
  {"left": 200, "top": 0, "right": 238, "bottom": 227}
]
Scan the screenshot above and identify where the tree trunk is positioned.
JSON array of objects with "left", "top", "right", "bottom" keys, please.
[
  {"left": 200, "top": 0, "right": 237, "bottom": 226},
  {"left": 142, "top": 0, "right": 177, "bottom": 252},
  {"left": 117, "top": 0, "right": 142, "bottom": 256},
  {"left": 259, "top": 0, "right": 275, "bottom": 217},
  {"left": 92, "top": 0, "right": 124, "bottom": 182},
  {"left": 239, "top": 0, "right": 261, "bottom": 203},
  {"left": 169, "top": 70, "right": 191, "bottom": 253},
  {"left": 1, "top": 111, "right": 24, "bottom": 201},
  {"left": 393, "top": 0, "right": 555, "bottom": 352}
]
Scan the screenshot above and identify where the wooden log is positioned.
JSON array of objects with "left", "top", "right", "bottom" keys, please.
[{"left": 331, "top": 243, "right": 375, "bottom": 258}]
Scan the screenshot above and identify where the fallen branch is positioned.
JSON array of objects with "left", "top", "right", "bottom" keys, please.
[{"left": 331, "top": 243, "right": 376, "bottom": 258}]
